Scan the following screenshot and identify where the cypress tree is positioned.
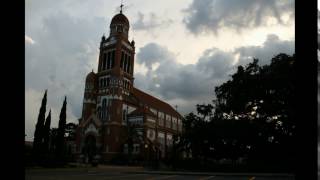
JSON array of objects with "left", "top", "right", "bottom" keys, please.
[
  {"left": 33, "top": 90, "right": 47, "bottom": 159},
  {"left": 56, "top": 96, "right": 67, "bottom": 163},
  {"left": 43, "top": 109, "right": 51, "bottom": 155}
]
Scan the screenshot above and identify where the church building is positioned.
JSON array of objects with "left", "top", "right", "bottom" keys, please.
[{"left": 75, "top": 6, "right": 183, "bottom": 162}]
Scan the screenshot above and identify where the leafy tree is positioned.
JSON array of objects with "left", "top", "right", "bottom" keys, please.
[
  {"left": 213, "top": 53, "right": 295, "bottom": 167},
  {"left": 65, "top": 122, "right": 77, "bottom": 141},
  {"left": 65, "top": 122, "right": 77, "bottom": 162},
  {"left": 179, "top": 110, "right": 210, "bottom": 161},
  {"left": 196, "top": 104, "right": 214, "bottom": 121},
  {"left": 177, "top": 53, "right": 295, "bottom": 171}
]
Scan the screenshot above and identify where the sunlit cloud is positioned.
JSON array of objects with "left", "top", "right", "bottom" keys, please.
[{"left": 25, "top": 35, "right": 35, "bottom": 45}]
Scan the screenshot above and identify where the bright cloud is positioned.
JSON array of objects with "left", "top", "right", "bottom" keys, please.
[{"left": 25, "top": 35, "right": 35, "bottom": 45}]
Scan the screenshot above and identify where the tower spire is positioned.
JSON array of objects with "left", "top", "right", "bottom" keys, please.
[{"left": 120, "top": 0, "right": 124, "bottom": 14}]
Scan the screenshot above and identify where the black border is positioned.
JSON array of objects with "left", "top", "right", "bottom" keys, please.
[
  {"left": 3, "top": 0, "right": 317, "bottom": 179},
  {"left": 295, "top": 0, "right": 318, "bottom": 179},
  {"left": 0, "top": 1, "right": 25, "bottom": 179},
  {"left": 2, "top": 0, "right": 25, "bottom": 179}
]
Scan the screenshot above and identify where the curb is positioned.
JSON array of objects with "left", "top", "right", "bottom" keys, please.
[
  {"left": 124, "top": 171, "right": 295, "bottom": 177},
  {"left": 26, "top": 166, "right": 295, "bottom": 178}
]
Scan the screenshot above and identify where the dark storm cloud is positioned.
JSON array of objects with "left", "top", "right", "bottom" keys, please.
[
  {"left": 182, "top": 0, "right": 294, "bottom": 34},
  {"left": 136, "top": 43, "right": 235, "bottom": 101},
  {"left": 137, "top": 42, "right": 175, "bottom": 69},
  {"left": 196, "top": 48, "right": 235, "bottom": 79},
  {"left": 135, "top": 34, "right": 294, "bottom": 115},
  {"left": 132, "top": 12, "right": 173, "bottom": 31}
]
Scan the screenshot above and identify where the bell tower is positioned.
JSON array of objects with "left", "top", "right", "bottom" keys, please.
[
  {"left": 97, "top": 4, "right": 135, "bottom": 93},
  {"left": 95, "top": 4, "right": 135, "bottom": 156}
]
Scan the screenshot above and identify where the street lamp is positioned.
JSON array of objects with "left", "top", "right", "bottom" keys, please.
[
  {"left": 145, "top": 144, "right": 149, "bottom": 167},
  {"left": 126, "top": 105, "right": 129, "bottom": 125}
]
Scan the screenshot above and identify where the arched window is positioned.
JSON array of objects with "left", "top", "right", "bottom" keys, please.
[
  {"left": 111, "top": 51, "right": 115, "bottom": 68},
  {"left": 102, "top": 99, "right": 107, "bottom": 121},
  {"left": 97, "top": 107, "right": 101, "bottom": 119},
  {"left": 107, "top": 52, "right": 111, "bottom": 69},
  {"left": 122, "top": 109, "right": 126, "bottom": 123},
  {"left": 100, "top": 79, "right": 103, "bottom": 88},
  {"left": 111, "top": 25, "right": 116, "bottom": 34},
  {"left": 103, "top": 53, "right": 107, "bottom": 70},
  {"left": 127, "top": 56, "right": 131, "bottom": 73},
  {"left": 117, "top": 25, "right": 123, "bottom": 32},
  {"left": 124, "top": 54, "right": 128, "bottom": 72},
  {"left": 121, "top": 52, "right": 124, "bottom": 70}
]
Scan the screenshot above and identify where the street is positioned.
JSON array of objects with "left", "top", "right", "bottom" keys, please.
[{"left": 25, "top": 167, "right": 295, "bottom": 180}]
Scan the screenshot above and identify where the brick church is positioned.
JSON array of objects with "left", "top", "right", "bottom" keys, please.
[{"left": 75, "top": 7, "right": 183, "bottom": 162}]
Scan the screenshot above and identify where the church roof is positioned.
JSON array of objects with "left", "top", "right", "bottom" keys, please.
[
  {"left": 131, "top": 87, "right": 182, "bottom": 119},
  {"left": 110, "top": 13, "right": 130, "bottom": 27},
  {"left": 86, "top": 71, "right": 96, "bottom": 82},
  {"left": 129, "top": 107, "right": 157, "bottom": 118}
]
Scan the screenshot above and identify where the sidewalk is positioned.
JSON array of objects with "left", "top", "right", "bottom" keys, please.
[
  {"left": 25, "top": 163, "right": 144, "bottom": 174},
  {"left": 125, "top": 170, "right": 294, "bottom": 177},
  {"left": 26, "top": 163, "right": 294, "bottom": 178},
  {"left": 91, "top": 164, "right": 144, "bottom": 172},
  {"left": 79, "top": 164, "right": 294, "bottom": 177}
]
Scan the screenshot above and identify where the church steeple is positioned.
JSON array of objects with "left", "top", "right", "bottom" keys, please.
[
  {"left": 97, "top": 8, "right": 135, "bottom": 92},
  {"left": 109, "top": 8, "right": 130, "bottom": 39},
  {"left": 120, "top": 2, "right": 124, "bottom": 14}
]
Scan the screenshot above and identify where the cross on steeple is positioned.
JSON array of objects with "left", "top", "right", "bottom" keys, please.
[{"left": 120, "top": 1, "right": 124, "bottom": 14}]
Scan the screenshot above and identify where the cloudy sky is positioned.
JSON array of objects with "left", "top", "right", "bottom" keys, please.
[{"left": 25, "top": 0, "right": 295, "bottom": 141}]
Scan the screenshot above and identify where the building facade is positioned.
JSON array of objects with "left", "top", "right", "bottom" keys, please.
[{"left": 75, "top": 9, "right": 183, "bottom": 162}]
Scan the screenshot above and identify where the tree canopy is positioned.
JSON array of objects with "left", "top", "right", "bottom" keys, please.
[{"left": 176, "top": 53, "right": 295, "bottom": 171}]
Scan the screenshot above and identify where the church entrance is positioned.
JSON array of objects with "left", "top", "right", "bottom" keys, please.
[{"left": 83, "top": 135, "right": 97, "bottom": 163}]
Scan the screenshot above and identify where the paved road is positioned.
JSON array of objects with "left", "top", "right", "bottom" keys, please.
[{"left": 26, "top": 169, "right": 295, "bottom": 180}]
